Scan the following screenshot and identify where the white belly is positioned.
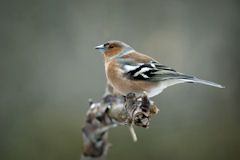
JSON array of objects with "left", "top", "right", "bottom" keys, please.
[{"left": 147, "top": 79, "right": 186, "bottom": 97}]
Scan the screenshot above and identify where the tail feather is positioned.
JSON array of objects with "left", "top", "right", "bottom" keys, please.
[
  {"left": 151, "top": 71, "right": 224, "bottom": 88},
  {"left": 147, "top": 73, "right": 224, "bottom": 97},
  {"left": 189, "top": 77, "right": 225, "bottom": 88}
]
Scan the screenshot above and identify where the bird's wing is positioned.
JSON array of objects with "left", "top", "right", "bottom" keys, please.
[
  {"left": 122, "top": 61, "right": 192, "bottom": 81},
  {"left": 117, "top": 56, "right": 192, "bottom": 81}
]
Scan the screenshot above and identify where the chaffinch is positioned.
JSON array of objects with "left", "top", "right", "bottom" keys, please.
[{"left": 95, "top": 40, "right": 224, "bottom": 98}]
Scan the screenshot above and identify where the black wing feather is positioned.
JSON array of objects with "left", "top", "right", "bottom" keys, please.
[{"left": 123, "top": 60, "right": 194, "bottom": 81}]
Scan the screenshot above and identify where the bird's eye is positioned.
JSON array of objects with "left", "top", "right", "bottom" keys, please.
[{"left": 104, "top": 43, "right": 109, "bottom": 47}]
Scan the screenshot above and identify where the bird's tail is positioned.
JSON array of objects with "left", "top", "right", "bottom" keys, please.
[
  {"left": 185, "top": 77, "right": 224, "bottom": 88},
  {"left": 154, "top": 72, "right": 225, "bottom": 88},
  {"left": 152, "top": 71, "right": 224, "bottom": 89}
]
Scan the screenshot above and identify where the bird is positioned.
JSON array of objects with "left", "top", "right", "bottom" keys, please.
[{"left": 95, "top": 40, "right": 224, "bottom": 98}]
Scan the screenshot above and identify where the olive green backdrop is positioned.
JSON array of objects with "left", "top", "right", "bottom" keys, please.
[{"left": 0, "top": 0, "right": 239, "bottom": 160}]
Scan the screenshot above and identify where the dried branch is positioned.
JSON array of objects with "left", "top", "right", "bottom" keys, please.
[{"left": 81, "top": 92, "right": 159, "bottom": 160}]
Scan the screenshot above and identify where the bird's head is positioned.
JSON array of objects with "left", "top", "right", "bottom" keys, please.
[{"left": 95, "top": 40, "right": 135, "bottom": 60}]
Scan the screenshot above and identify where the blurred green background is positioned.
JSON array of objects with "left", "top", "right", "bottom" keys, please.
[{"left": 0, "top": 0, "right": 240, "bottom": 160}]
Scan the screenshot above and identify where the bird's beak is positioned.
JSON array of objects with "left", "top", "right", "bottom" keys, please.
[{"left": 95, "top": 44, "right": 105, "bottom": 54}]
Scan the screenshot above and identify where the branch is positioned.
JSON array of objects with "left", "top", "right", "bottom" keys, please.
[{"left": 81, "top": 93, "right": 159, "bottom": 160}]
